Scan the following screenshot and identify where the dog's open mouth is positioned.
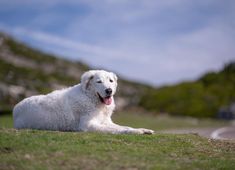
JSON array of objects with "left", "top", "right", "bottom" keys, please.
[{"left": 97, "top": 93, "right": 112, "bottom": 105}]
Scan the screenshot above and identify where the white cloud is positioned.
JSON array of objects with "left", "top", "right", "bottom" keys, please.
[
  {"left": 0, "top": 0, "right": 234, "bottom": 86},
  {"left": 1, "top": 19, "right": 234, "bottom": 86},
  {"left": 0, "top": 25, "right": 149, "bottom": 64}
]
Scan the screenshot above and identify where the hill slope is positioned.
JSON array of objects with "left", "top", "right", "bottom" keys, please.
[
  {"left": 0, "top": 32, "right": 152, "bottom": 112},
  {"left": 139, "top": 62, "right": 235, "bottom": 118},
  {"left": 1, "top": 32, "right": 234, "bottom": 118}
]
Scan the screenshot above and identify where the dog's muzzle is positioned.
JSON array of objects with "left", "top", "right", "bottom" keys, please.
[{"left": 97, "top": 93, "right": 112, "bottom": 105}]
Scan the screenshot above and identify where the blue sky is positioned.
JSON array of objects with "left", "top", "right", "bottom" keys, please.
[{"left": 0, "top": 0, "right": 235, "bottom": 86}]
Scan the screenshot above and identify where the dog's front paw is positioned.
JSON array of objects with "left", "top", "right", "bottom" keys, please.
[
  {"left": 135, "top": 128, "right": 155, "bottom": 135},
  {"left": 141, "top": 128, "right": 155, "bottom": 135}
]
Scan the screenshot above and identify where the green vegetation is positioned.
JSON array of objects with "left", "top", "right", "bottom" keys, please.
[
  {"left": 0, "top": 59, "right": 78, "bottom": 91},
  {"left": 0, "top": 128, "right": 234, "bottom": 170},
  {"left": 5, "top": 38, "right": 57, "bottom": 63},
  {"left": 4, "top": 37, "right": 89, "bottom": 71},
  {"left": 1, "top": 112, "right": 227, "bottom": 130},
  {"left": 1, "top": 32, "right": 235, "bottom": 118},
  {"left": 140, "top": 62, "right": 235, "bottom": 118},
  {"left": 0, "top": 59, "right": 78, "bottom": 109},
  {"left": 113, "top": 112, "right": 227, "bottom": 131},
  {"left": 1, "top": 112, "right": 233, "bottom": 169},
  {"left": 0, "top": 33, "right": 90, "bottom": 110},
  {"left": 0, "top": 115, "right": 13, "bottom": 128},
  {"left": 0, "top": 33, "right": 151, "bottom": 112}
]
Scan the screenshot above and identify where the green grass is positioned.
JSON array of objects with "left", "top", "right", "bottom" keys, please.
[
  {"left": 0, "top": 114, "right": 13, "bottom": 128},
  {"left": 0, "top": 112, "right": 227, "bottom": 130},
  {"left": 113, "top": 112, "right": 227, "bottom": 131},
  {"left": 0, "top": 129, "right": 235, "bottom": 170},
  {"left": 1, "top": 112, "right": 234, "bottom": 169}
]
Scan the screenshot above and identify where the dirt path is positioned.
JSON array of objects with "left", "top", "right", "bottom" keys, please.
[
  {"left": 160, "top": 121, "right": 235, "bottom": 140},
  {"left": 211, "top": 126, "right": 235, "bottom": 140}
]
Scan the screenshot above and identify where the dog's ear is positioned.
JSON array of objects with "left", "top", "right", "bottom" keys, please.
[
  {"left": 112, "top": 72, "right": 118, "bottom": 82},
  {"left": 81, "top": 71, "right": 95, "bottom": 91}
]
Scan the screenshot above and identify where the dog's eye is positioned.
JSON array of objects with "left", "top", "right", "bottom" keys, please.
[
  {"left": 110, "top": 79, "right": 113, "bottom": 83},
  {"left": 96, "top": 80, "right": 102, "bottom": 83}
]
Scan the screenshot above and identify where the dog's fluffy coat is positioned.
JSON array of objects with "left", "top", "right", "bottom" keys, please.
[{"left": 13, "top": 70, "right": 154, "bottom": 134}]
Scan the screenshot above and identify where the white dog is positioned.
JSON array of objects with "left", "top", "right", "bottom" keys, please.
[{"left": 13, "top": 70, "right": 154, "bottom": 134}]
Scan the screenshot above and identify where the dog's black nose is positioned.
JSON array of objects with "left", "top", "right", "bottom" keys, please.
[{"left": 105, "top": 88, "right": 112, "bottom": 95}]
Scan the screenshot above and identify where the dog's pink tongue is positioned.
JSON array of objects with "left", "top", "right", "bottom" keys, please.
[{"left": 103, "top": 97, "right": 112, "bottom": 105}]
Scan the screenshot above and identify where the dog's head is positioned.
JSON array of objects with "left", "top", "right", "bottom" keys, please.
[{"left": 81, "top": 70, "right": 118, "bottom": 105}]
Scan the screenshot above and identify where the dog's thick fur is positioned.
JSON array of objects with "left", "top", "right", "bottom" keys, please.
[{"left": 13, "top": 70, "right": 154, "bottom": 134}]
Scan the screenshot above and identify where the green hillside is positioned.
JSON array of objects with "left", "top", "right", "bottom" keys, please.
[
  {"left": 0, "top": 32, "right": 234, "bottom": 118},
  {"left": 0, "top": 32, "right": 151, "bottom": 112},
  {"left": 139, "top": 62, "right": 235, "bottom": 118}
]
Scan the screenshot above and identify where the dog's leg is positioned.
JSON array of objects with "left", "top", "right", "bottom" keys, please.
[
  {"left": 81, "top": 121, "right": 154, "bottom": 134},
  {"left": 108, "top": 122, "right": 155, "bottom": 134}
]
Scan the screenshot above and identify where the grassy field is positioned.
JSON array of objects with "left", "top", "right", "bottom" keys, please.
[
  {"left": 113, "top": 112, "right": 228, "bottom": 131},
  {"left": 0, "top": 111, "right": 227, "bottom": 130},
  {"left": 0, "top": 112, "right": 235, "bottom": 170}
]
